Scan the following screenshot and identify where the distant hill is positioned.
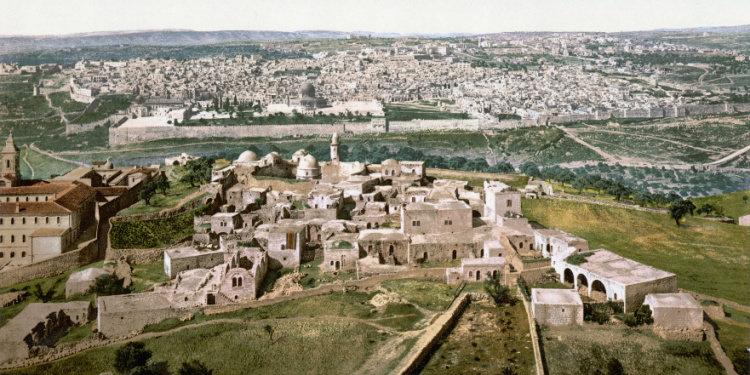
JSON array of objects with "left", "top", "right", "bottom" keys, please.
[
  {"left": 0, "top": 30, "right": 354, "bottom": 54},
  {"left": 0, "top": 29, "right": 479, "bottom": 55}
]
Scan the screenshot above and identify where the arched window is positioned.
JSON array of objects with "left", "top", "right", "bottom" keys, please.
[
  {"left": 22, "top": 235, "right": 25, "bottom": 242},
  {"left": 469, "top": 271, "right": 473, "bottom": 278},
  {"left": 238, "top": 278, "right": 243, "bottom": 287},
  {"left": 0, "top": 252, "right": 3, "bottom": 257},
  {"left": 5, "top": 160, "right": 9, "bottom": 168},
  {"left": 34, "top": 217, "right": 37, "bottom": 224},
  {"left": 0, "top": 235, "right": 2, "bottom": 243},
  {"left": 10, "top": 218, "right": 13, "bottom": 225},
  {"left": 46, "top": 217, "right": 49, "bottom": 224},
  {"left": 232, "top": 277, "right": 237, "bottom": 287},
  {"left": 10, "top": 251, "right": 15, "bottom": 258},
  {"left": 10, "top": 235, "right": 14, "bottom": 243},
  {"left": 56, "top": 217, "right": 60, "bottom": 224},
  {"left": 21, "top": 251, "right": 26, "bottom": 257},
  {"left": 22, "top": 218, "right": 25, "bottom": 224}
]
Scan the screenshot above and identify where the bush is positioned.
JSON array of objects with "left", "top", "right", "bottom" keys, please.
[
  {"left": 92, "top": 274, "right": 130, "bottom": 296},
  {"left": 584, "top": 304, "right": 610, "bottom": 324},
  {"left": 635, "top": 305, "right": 653, "bottom": 325},
  {"left": 566, "top": 253, "right": 594, "bottom": 266},
  {"left": 484, "top": 274, "right": 513, "bottom": 305},
  {"left": 114, "top": 342, "right": 152, "bottom": 374},
  {"left": 178, "top": 359, "right": 213, "bottom": 375}
]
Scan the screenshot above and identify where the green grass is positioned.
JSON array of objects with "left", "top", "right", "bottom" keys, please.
[
  {"left": 372, "top": 303, "right": 424, "bottom": 331},
  {"left": 543, "top": 326, "right": 724, "bottom": 375},
  {"left": 19, "top": 146, "right": 77, "bottom": 179},
  {"left": 48, "top": 91, "right": 88, "bottom": 113},
  {"left": 55, "top": 321, "right": 95, "bottom": 345},
  {"left": 715, "top": 321, "right": 750, "bottom": 374},
  {"left": 691, "top": 190, "right": 750, "bottom": 222},
  {"left": 723, "top": 306, "right": 750, "bottom": 325},
  {"left": 117, "top": 182, "right": 199, "bottom": 216},
  {"left": 522, "top": 198, "right": 750, "bottom": 305},
  {"left": 384, "top": 103, "right": 470, "bottom": 121},
  {"left": 74, "top": 94, "right": 131, "bottom": 124},
  {"left": 380, "top": 279, "right": 459, "bottom": 311},
  {"left": 7, "top": 320, "right": 388, "bottom": 375},
  {"left": 110, "top": 205, "right": 207, "bottom": 249},
  {"left": 129, "top": 261, "right": 170, "bottom": 293}
]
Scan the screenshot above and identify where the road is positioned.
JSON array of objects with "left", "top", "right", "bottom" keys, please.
[
  {"left": 556, "top": 126, "right": 619, "bottom": 162},
  {"left": 29, "top": 142, "right": 89, "bottom": 168}
]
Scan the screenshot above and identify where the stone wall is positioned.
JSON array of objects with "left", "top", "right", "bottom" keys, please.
[
  {"left": 0, "top": 238, "right": 98, "bottom": 289},
  {"left": 67, "top": 114, "right": 127, "bottom": 135}
]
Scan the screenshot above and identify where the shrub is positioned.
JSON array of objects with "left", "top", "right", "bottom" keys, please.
[
  {"left": 566, "top": 252, "right": 594, "bottom": 265},
  {"left": 92, "top": 274, "right": 130, "bottom": 296},
  {"left": 485, "top": 274, "right": 513, "bottom": 305},
  {"left": 114, "top": 342, "right": 152, "bottom": 374},
  {"left": 635, "top": 305, "right": 653, "bottom": 325}
]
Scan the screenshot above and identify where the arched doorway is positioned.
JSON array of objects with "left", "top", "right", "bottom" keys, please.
[
  {"left": 577, "top": 274, "right": 588, "bottom": 288},
  {"left": 492, "top": 270, "right": 498, "bottom": 279},
  {"left": 389, "top": 245, "right": 394, "bottom": 256},
  {"left": 452, "top": 250, "right": 457, "bottom": 260},
  {"left": 423, "top": 252, "right": 428, "bottom": 261},
  {"left": 591, "top": 280, "right": 607, "bottom": 298},
  {"left": 476, "top": 271, "right": 481, "bottom": 281},
  {"left": 564, "top": 269, "right": 574, "bottom": 284},
  {"left": 334, "top": 261, "right": 340, "bottom": 270}
]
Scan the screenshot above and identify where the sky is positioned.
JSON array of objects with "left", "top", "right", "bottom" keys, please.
[{"left": 1, "top": 0, "right": 749, "bottom": 36}]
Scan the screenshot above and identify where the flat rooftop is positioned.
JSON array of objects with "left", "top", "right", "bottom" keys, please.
[
  {"left": 572, "top": 250, "right": 676, "bottom": 286},
  {"left": 462, "top": 256, "right": 505, "bottom": 266},
  {"left": 98, "top": 292, "right": 172, "bottom": 313},
  {"left": 119, "top": 116, "right": 174, "bottom": 128},
  {"left": 646, "top": 293, "right": 701, "bottom": 309},
  {"left": 166, "top": 246, "right": 222, "bottom": 260},
  {"left": 532, "top": 288, "right": 582, "bottom": 306}
]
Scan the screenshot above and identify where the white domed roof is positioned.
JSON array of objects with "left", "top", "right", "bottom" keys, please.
[
  {"left": 298, "top": 154, "right": 319, "bottom": 169},
  {"left": 293, "top": 149, "right": 308, "bottom": 157},
  {"left": 236, "top": 150, "right": 259, "bottom": 163},
  {"left": 382, "top": 159, "right": 398, "bottom": 166}
]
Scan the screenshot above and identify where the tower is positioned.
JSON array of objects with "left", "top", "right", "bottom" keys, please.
[
  {"left": 331, "top": 133, "right": 340, "bottom": 163},
  {"left": 1, "top": 133, "right": 20, "bottom": 186}
]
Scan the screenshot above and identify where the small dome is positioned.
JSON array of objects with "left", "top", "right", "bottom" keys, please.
[
  {"left": 293, "top": 149, "right": 308, "bottom": 157},
  {"left": 300, "top": 82, "right": 316, "bottom": 98},
  {"left": 298, "top": 154, "right": 319, "bottom": 169},
  {"left": 236, "top": 150, "right": 259, "bottom": 163},
  {"left": 382, "top": 159, "right": 398, "bottom": 166}
]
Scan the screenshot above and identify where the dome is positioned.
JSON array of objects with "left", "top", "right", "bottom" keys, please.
[
  {"left": 293, "top": 149, "right": 308, "bottom": 157},
  {"left": 298, "top": 154, "right": 319, "bottom": 169},
  {"left": 382, "top": 159, "right": 398, "bottom": 166},
  {"left": 300, "top": 82, "right": 316, "bottom": 98},
  {"left": 236, "top": 150, "right": 259, "bottom": 163}
]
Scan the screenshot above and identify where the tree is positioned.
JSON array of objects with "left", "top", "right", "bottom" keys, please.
[
  {"left": 572, "top": 176, "right": 587, "bottom": 193},
  {"left": 634, "top": 305, "right": 653, "bottom": 325},
  {"left": 743, "top": 195, "right": 748, "bottom": 205},
  {"left": 138, "top": 184, "right": 156, "bottom": 205},
  {"left": 155, "top": 179, "right": 171, "bottom": 195},
  {"left": 93, "top": 274, "right": 130, "bottom": 296},
  {"left": 264, "top": 324, "right": 275, "bottom": 343},
  {"left": 114, "top": 342, "right": 152, "bottom": 374},
  {"left": 31, "top": 282, "right": 57, "bottom": 302},
  {"left": 233, "top": 95, "right": 238, "bottom": 107},
  {"left": 484, "top": 272, "right": 512, "bottom": 305},
  {"left": 669, "top": 200, "right": 691, "bottom": 227},
  {"left": 178, "top": 360, "right": 213, "bottom": 375}
]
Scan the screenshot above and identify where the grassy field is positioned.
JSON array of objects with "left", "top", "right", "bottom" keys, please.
[
  {"left": 48, "top": 91, "right": 88, "bottom": 113},
  {"left": 384, "top": 103, "right": 470, "bottom": 122},
  {"left": 420, "top": 300, "right": 535, "bottom": 375},
  {"left": 542, "top": 326, "right": 724, "bottom": 374},
  {"left": 522, "top": 199, "right": 750, "bottom": 305},
  {"left": 73, "top": 94, "right": 131, "bottom": 124},
  {"left": 691, "top": 190, "right": 750, "bottom": 222},
  {"left": 6, "top": 320, "right": 388, "bottom": 375},
  {"left": 117, "top": 166, "right": 201, "bottom": 216},
  {"left": 715, "top": 321, "right": 750, "bottom": 374},
  {"left": 19, "top": 146, "right": 77, "bottom": 179},
  {"left": 110, "top": 205, "right": 207, "bottom": 249},
  {"left": 380, "top": 279, "right": 459, "bottom": 311}
]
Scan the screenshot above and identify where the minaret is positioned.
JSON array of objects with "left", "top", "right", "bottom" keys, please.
[
  {"left": 1, "top": 133, "right": 20, "bottom": 184},
  {"left": 331, "top": 133, "right": 340, "bottom": 163}
]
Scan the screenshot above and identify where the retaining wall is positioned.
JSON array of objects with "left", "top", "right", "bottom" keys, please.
[{"left": 0, "top": 238, "right": 98, "bottom": 289}]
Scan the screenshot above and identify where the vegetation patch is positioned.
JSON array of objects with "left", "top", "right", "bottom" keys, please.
[
  {"left": 380, "top": 279, "right": 458, "bottom": 311},
  {"left": 715, "top": 321, "right": 750, "bottom": 374},
  {"left": 110, "top": 205, "right": 208, "bottom": 249}
]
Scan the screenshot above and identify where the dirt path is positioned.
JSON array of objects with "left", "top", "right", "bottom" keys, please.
[
  {"left": 704, "top": 321, "right": 739, "bottom": 375},
  {"left": 43, "top": 92, "right": 69, "bottom": 126},
  {"left": 29, "top": 142, "right": 89, "bottom": 168},
  {"left": 575, "top": 128, "right": 718, "bottom": 153},
  {"left": 352, "top": 330, "right": 422, "bottom": 375},
  {"left": 21, "top": 149, "right": 34, "bottom": 178},
  {"left": 482, "top": 132, "right": 497, "bottom": 165},
  {"left": 704, "top": 142, "right": 750, "bottom": 166},
  {"left": 556, "top": 126, "right": 618, "bottom": 162}
]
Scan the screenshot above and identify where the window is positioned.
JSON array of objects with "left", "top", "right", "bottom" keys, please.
[
  {"left": 21, "top": 251, "right": 25, "bottom": 257},
  {"left": 444, "top": 220, "right": 452, "bottom": 225},
  {"left": 22, "top": 235, "right": 25, "bottom": 243},
  {"left": 0, "top": 218, "right": 3, "bottom": 225},
  {"left": 506, "top": 199, "right": 512, "bottom": 207},
  {"left": 0, "top": 252, "right": 3, "bottom": 258},
  {"left": 10, "top": 235, "right": 14, "bottom": 243},
  {"left": 0, "top": 236, "right": 2, "bottom": 243},
  {"left": 10, "top": 251, "right": 14, "bottom": 258},
  {"left": 35, "top": 197, "right": 38, "bottom": 202},
  {"left": 10, "top": 218, "right": 13, "bottom": 225},
  {"left": 22, "top": 218, "right": 25, "bottom": 224},
  {"left": 411, "top": 220, "right": 420, "bottom": 227},
  {"left": 56, "top": 217, "right": 60, "bottom": 224},
  {"left": 46, "top": 217, "right": 49, "bottom": 224},
  {"left": 34, "top": 217, "right": 37, "bottom": 224}
]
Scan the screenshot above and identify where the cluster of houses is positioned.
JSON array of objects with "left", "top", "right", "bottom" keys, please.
[{"left": 0, "top": 133, "right": 708, "bottom": 366}]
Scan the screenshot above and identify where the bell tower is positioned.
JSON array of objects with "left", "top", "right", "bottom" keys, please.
[
  {"left": 1, "top": 133, "right": 20, "bottom": 186},
  {"left": 331, "top": 133, "right": 340, "bottom": 163}
]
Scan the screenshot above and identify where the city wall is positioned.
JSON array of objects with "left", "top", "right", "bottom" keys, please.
[{"left": 108, "top": 101, "right": 750, "bottom": 145}]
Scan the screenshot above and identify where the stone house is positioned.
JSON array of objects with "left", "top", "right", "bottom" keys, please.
[
  {"left": 324, "top": 233, "right": 360, "bottom": 272},
  {"left": 164, "top": 247, "right": 225, "bottom": 278},
  {"left": 483, "top": 181, "right": 521, "bottom": 222},
  {"left": 644, "top": 293, "right": 703, "bottom": 331},
  {"left": 211, "top": 212, "right": 242, "bottom": 234},
  {"left": 357, "top": 229, "right": 409, "bottom": 265},
  {"left": 531, "top": 288, "right": 583, "bottom": 326},
  {"left": 401, "top": 200, "right": 472, "bottom": 235},
  {"left": 446, "top": 257, "right": 507, "bottom": 284},
  {"left": 265, "top": 224, "right": 306, "bottom": 269}
]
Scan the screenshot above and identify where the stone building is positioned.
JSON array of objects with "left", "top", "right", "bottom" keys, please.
[
  {"left": 164, "top": 247, "right": 225, "bottom": 278},
  {"left": 483, "top": 181, "right": 521, "bottom": 222},
  {"left": 531, "top": 288, "right": 583, "bottom": 326},
  {"left": 401, "top": 200, "right": 472, "bottom": 235},
  {"left": 296, "top": 154, "right": 321, "bottom": 180},
  {"left": 446, "top": 257, "right": 507, "bottom": 284},
  {"left": 644, "top": 293, "right": 703, "bottom": 331},
  {"left": 324, "top": 233, "right": 360, "bottom": 271}
]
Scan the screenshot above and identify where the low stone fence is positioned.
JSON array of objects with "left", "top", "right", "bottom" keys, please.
[
  {"left": 392, "top": 292, "right": 472, "bottom": 375},
  {"left": 546, "top": 193, "right": 670, "bottom": 215},
  {"left": 106, "top": 238, "right": 192, "bottom": 264},
  {"left": 519, "top": 286, "right": 547, "bottom": 375},
  {"left": 0, "top": 237, "right": 98, "bottom": 289}
]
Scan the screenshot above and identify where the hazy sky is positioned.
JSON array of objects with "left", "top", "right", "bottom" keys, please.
[{"left": 1, "top": 0, "right": 748, "bottom": 36}]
